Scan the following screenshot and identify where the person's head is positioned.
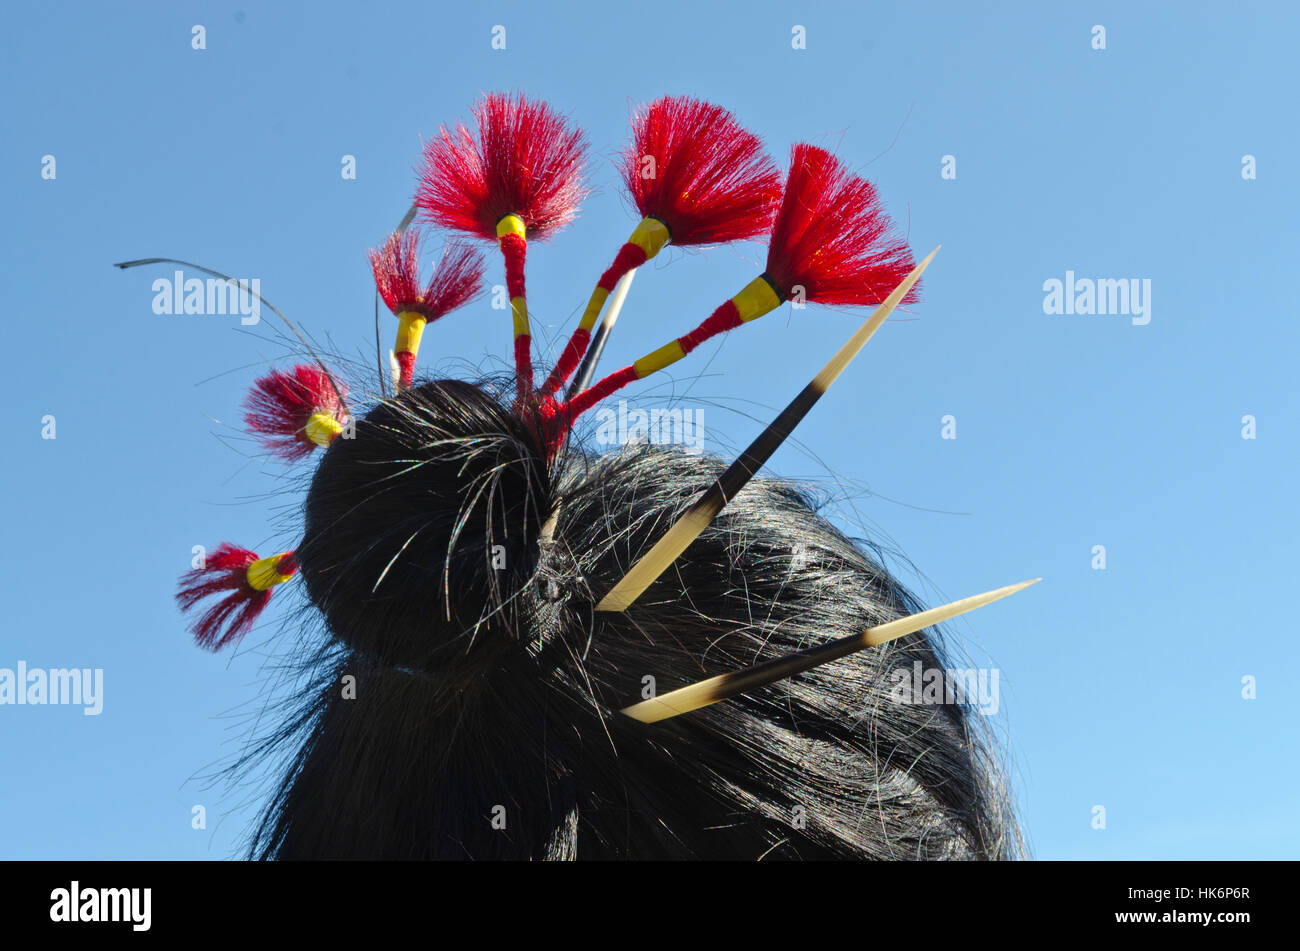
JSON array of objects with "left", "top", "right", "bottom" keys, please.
[
  {"left": 246, "top": 377, "right": 1020, "bottom": 859},
  {"left": 162, "top": 91, "right": 1024, "bottom": 860}
]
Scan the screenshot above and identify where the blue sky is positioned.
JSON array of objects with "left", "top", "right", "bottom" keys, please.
[{"left": 2, "top": 1, "right": 1296, "bottom": 859}]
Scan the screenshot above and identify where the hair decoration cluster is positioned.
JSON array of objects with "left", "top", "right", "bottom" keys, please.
[{"left": 119, "top": 92, "right": 1037, "bottom": 860}]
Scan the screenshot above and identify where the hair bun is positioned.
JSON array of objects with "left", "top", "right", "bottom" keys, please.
[{"left": 298, "top": 378, "right": 550, "bottom": 669}]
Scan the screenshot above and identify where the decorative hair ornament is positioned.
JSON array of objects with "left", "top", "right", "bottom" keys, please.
[
  {"left": 244, "top": 364, "right": 349, "bottom": 460},
  {"left": 416, "top": 92, "right": 588, "bottom": 402},
  {"left": 134, "top": 94, "right": 1034, "bottom": 715},
  {"left": 120, "top": 92, "right": 1040, "bottom": 860},
  {"left": 175, "top": 544, "right": 298, "bottom": 650},
  {"left": 545, "top": 95, "right": 782, "bottom": 396},
  {"left": 596, "top": 245, "right": 937, "bottom": 612},
  {"left": 621, "top": 578, "right": 1041, "bottom": 722},
  {"left": 562, "top": 143, "right": 919, "bottom": 421},
  {"left": 368, "top": 230, "right": 485, "bottom": 389}
]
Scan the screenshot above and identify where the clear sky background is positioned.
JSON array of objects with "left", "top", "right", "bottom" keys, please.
[{"left": 2, "top": 1, "right": 1296, "bottom": 859}]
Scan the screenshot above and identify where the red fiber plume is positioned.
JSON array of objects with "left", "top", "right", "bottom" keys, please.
[
  {"left": 541, "top": 100, "right": 777, "bottom": 398},
  {"left": 369, "top": 230, "right": 486, "bottom": 319},
  {"left": 624, "top": 96, "right": 781, "bottom": 245},
  {"left": 244, "top": 364, "right": 348, "bottom": 461},
  {"left": 175, "top": 544, "right": 298, "bottom": 651},
  {"left": 764, "top": 144, "right": 918, "bottom": 305},
  {"left": 416, "top": 92, "right": 589, "bottom": 241}
]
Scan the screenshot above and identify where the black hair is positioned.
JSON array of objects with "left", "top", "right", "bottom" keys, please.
[{"left": 243, "top": 376, "right": 1020, "bottom": 860}]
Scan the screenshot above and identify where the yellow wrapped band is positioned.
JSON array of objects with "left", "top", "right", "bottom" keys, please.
[
  {"left": 246, "top": 553, "right": 295, "bottom": 592},
  {"left": 495, "top": 216, "right": 530, "bottom": 339},
  {"left": 578, "top": 286, "right": 611, "bottom": 332},
  {"left": 510, "top": 297, "right": 529, "bottom": 337},
  {"left": 574, "top": 218, "right": 668, "bottom": 337},
  {"left": 395, "top": 311, "right": 427, "bottom": 356},
  {"left": 621, "top": 275, "right": 781, "bottom": 383},
  {"left": 633, "top": 340, "right": 686, "bottom": 378},
  {"left": 496, "top": 214, "right": 527, "bottom": 241},
  {"left": 628, "top": 216, "right": 672, "bottom": 259},
  {"left": 731, "top": 275, "right": 783, "bottom": 323},
  {"left": 304, "top": 413, "right": 343, "bottom": 448}
]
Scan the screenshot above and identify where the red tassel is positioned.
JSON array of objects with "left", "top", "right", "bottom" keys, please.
[
  {"left": 369, "top": 230, "right": 485, "bottom": 320},
  {"left": 560, "top": 147, "right": 919, "bottom": 424},
  {"left": 176, "top": 544, "right": 298, "bottom": 651},
  {"left": 624, "top": 96, "right": 781, "bottom": 246},
  {"left": 415, "top": 92, "right": 588, "bottom": 241},
  {"left": 244, "top": 365, "right": 348, "bottom": 460},
  {"left": 764, "top": 144, "right": 918, "bottom": 305},
  {"left": 541, "top": 100, "right": 780, "bottom": 398}
]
